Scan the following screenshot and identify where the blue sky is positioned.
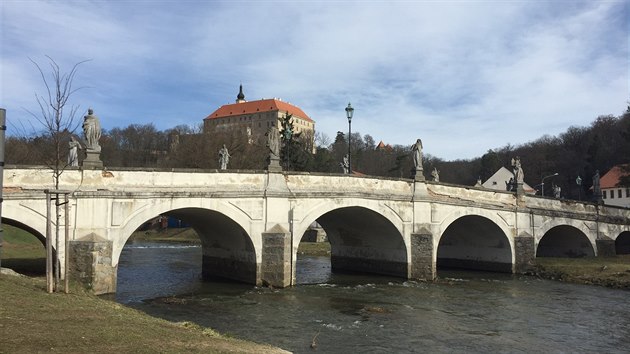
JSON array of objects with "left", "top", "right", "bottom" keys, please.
[{"left": 1, "top": 1, "right": 628, "bottom": 160}]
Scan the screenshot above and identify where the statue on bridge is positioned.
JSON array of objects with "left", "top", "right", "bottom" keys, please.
[
  {"left": 506, "top": 177, "right": 514, "bottom": 191},
  {"left": 267, "top": 126, "right": 280, "bottom": 158},
  {"left": 340, "top": 154, "right": 350, "bottom": 174},
  {"left": 82, "top": 108, "right": 102, "bottom": 152},
  {"left": 553, "top": 184, "right": 561, "bottom": 199},
  {"left": 412, "top": 139, "right": 423, "bottom": 170},
  {"left": 431, "top": 167, "right": 440, "bottom": 182},
  {"left": 411, "top": 138, "right": 425, "bottom": 181},
  {"left": 511, "top": 156, "right": 524, "bottom": 184},
  {"left": 68, "top": 136, "right": 81, "bottom": 167},
  {"left": 265, "top": 126, "right": 283, "bottom": 172},
  {"left": 218, "top": 144, "right": 230, "bottom": 170},
  {"left": 81, "top": 108, "right": 104, "bottom": 168},
  {"left": 511, "top": 156, "right": 524, "bottom": 194}
]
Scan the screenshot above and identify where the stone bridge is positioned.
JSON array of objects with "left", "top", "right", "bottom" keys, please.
[{"left": 3, "top": 166, "right": 630, "bottom": 294}]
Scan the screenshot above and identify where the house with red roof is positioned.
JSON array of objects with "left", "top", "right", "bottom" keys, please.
[
  {"left": 600, "top": 164, "right": 630, "bottom": 208},
  {"left": 203, "top": 85, "right": 315, "bottom": 147}
]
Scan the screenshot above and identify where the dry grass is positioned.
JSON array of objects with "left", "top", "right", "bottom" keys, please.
[
  {"left": 297, "top": 242, "right": 331, "bottom": 256},
  {"left": 1, "top": 225, "right": 289, "bottom": 353},
  {"left": 535, "top": 255, "right": 630, "bottom": 289},
  {"left": 128, "top": 228, "right": 201, "bottom": 243},
  {"left": 0, "top": 275, "right": 289, "bottom": 353}
]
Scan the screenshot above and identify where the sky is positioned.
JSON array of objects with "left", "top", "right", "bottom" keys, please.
[{"left": 1, "top": 1, "right": 628, "bottom": 160}]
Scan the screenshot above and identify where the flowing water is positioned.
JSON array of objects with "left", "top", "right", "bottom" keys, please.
[{"left": 114, "top": 242, "right": 630, "bottom": 353}]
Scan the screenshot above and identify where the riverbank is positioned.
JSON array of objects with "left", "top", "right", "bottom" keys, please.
[
  {"left": 0, "top": 273, "right": 289, "bottom": 353},
  {"left": 533, "top": 255, "right": 630, "bottom": 290}
]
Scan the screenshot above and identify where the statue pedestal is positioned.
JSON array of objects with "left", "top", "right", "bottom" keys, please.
[
  {"left": 82, "top": 149, "right": 103, "bottom": 169},
  {"left": 412, "top": 167, "right": 425, "bottom": 181},
  {"left": 267, "top": 156, "right": 282, "bottom": 173}
]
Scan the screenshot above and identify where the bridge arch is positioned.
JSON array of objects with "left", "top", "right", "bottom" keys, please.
[
  {"left": 292, "top": 200, "right": 407, "bottom": 279},
  {"left": 115, "top": 199, "right": 258, "bottom": 284},
  {"left": 2, "top": 204, "right": 48, "bottom": 244},
  {"left": 615, "top": 231, "right": 630, "bottom": 254},
  {"left": 535, "top": 219, "right": 595, "bottom": 257},
  {"left": 536, "top": 225, "right": 594, "bottom": 257},
  {"left": 436, "top": 213, "right": 513, "bottom": 273}
]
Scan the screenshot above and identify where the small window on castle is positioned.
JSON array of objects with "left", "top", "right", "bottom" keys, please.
[
  {"left": 610, "top": 190, "right": 614, "bottom": 199},
  {"left": 626, "top": 188, "right": 629, "bottom": 197},
  {"left": 619, "top": 189, "right": 623, "bottom": 198},
  {"left": 603, "top": 191, "right": 607, "bottom": 199}
]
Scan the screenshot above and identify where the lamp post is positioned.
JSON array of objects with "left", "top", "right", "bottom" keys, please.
[
  {"left": 345, "top": 103, "right": 354, "bottom": 174},
  {"left": 576, "top": 175, "right": 582, "bottom": 200},
  {"left": 541, "top": 172, "right": 558, "bottom": 196}
]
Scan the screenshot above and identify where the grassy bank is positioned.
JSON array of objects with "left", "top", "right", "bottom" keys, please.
[
  {"left": 1, "top": 225, "right": 288, "bottom": 353},
  {"left": 534, "top": 255, "right": 630, "bottom": 289},
  {"left": 297, "top": 241, "right": 331, "bottom": 256},
  {"left": 1, "top": 224, "right": 46, "bottom": 276},
  {"left": 0, "top": 274, "right": 289, "bottom": 353},
  {"left": 128, "top": 227, "right": 201, "bottom": 243}
]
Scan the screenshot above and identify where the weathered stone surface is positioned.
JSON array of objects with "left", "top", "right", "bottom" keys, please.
[
  {"left": 202, "top": 256, "right": 258, "bottom": 284},
  {"left": 81, "top": 150, "right": 103, "bottom": 169},
  {"left": 596, "top": 237, "right": 616, "bottom": 257},
  {"left": 514, "top": 234, "right": 536, "bottom": 274},
  {"left": 410, "top": 231, "right": 435, "bottom": 280},
  {"left": 262, "top": 226, "right": 291, "bottom": 287},
  {"left": 69, "top": 238, "right": 115, "bottom": 295}
]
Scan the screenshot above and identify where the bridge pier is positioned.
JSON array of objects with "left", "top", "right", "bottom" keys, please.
[
  {"left": 410, "top": 230, "right": 436, "bottom": 280},
  {"left": 68, "top": 235, "right": 116, "bottom": 295},
  {"left": 596, "top": 236, "right": 616, "bottom": 257},
  {"left": 514, "top": 233, "right": 536, "bottom": 273},
  {"left": 261, "top": 225, "right": 292, "bottom": 287}
]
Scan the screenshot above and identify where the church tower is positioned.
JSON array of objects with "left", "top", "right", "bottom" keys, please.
[{"left": 236, "top": 84, "right": 246, "bottom": 103}]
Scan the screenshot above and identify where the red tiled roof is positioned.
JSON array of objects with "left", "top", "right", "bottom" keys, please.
[
  {"left": 204, "top": 98, "right": 313, "bottom": 123},
  {"left": 600, "top": 164, "right": 629, "bottom": 189},
  {"left": 376, "top": 140, "right": 392, "bottom": 150}
]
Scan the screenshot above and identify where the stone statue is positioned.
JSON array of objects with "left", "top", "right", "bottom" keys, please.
[
  {"left": 553, "top": 184, "right": 561, "bottom": 199},
  {"left": 431, "top": 167, "right": 439, "bottom": 182},
  {"left": 511, "top": 156, "right": 524, "bottom": 184},
  {"left": 340, "top": 154, "right": 350, "bottom": 174},
  {"left": 68, "top": 136, "right": 80, "bottom": 167},
  {"left": 475, "top": 177, "right": 482, "bottom": 187},
  {"left": 267, "top": 126, "right": 280, "bottom": 158},
  {"left": 411, "top": 139, "right": 423, "bottom": 170},
  {"left": 593, "top": 170, "right": 601, "bottom": 198},
  {"left": 218, "top": 144, "right": 230, "bottom": 170},
  {"left": 82, "top": 108, "right": 102, "bottom": 151},
  {"left": 506, "top": 177, "right": 514, "bottom": 191}
]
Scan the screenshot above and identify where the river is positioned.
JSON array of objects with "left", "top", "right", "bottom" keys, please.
[{"left": 113, "top": 242, "right": 630, "bottom": 353}]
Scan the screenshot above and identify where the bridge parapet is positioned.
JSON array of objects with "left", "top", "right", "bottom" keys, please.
[
  {"left": 4, "top": 167, "right": 267, "bottom": 194},
  {"left": 285, "top": 173, "right": 413, "bottom": 200},
  {"left": 426, "top": 182, "right": 516, "bottom": 208}
]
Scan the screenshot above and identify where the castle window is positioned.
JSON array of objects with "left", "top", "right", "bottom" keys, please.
[{"left": 619, "top": 189, "right": 623, "bottom": 198}]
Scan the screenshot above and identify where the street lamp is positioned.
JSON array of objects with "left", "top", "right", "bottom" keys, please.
[
  {"left": 541, "top": 172, "right": 558, "bottom": 196},
  {"left": 345, "top": 103, "right": 354, "bottom": 174},
  {"left": 576, "top": 175, "right": 582, "bottom": 200}
]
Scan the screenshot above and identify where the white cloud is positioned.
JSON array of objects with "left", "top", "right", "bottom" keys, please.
[{"left": 1, "top": 0, "right": 626, "bottom": 160}]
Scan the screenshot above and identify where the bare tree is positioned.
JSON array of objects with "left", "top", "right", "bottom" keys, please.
[
  {"left": 26, "top": 56, "right": 89, "bottom": 292},
  {"left": 26, "top": 56, "right": 89, "bottom": 188}
]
